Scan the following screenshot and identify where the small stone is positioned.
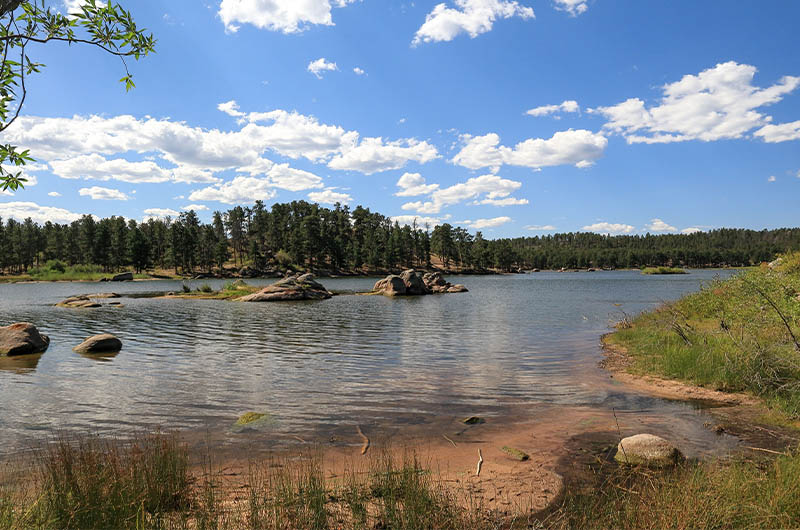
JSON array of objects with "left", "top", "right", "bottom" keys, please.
[
  {"left": 462, "top": 416, "right": 485, "bottom": 425},
  {"left": 501, "top": 446, "right": 529, "bottom": 461},
  {"left": 73, "top": 334, "right": 123, "bottom": 354}
]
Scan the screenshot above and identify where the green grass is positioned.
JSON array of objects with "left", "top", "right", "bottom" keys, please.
[
  {"left": 640, "top": 266, "right": 688, "bottom": 275},
  {"left": 0, "top": 435, "right": 503, "bottom": 529},
  {"left": 0, "top": 262, "right": 152, "bottom": 282},
  {"left": 612, "top": 251, "right": 800, "bottom": 418},
  {"left": 545, "top": 451, "right": 800, "bottom": 529}
]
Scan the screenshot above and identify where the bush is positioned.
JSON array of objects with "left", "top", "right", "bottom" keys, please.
[
  {"left": 275, "top": 249, "right": 292, "bottom": 268},
  {"left": 197, "top": 283, "right": 213, "bottom": 293}
]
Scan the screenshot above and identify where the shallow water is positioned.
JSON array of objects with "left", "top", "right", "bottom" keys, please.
[{"left": 0, "top": 270, "right": 738, "bottom": 456}]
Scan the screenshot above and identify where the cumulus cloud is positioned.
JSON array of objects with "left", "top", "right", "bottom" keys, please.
[
  {"left": 353, "top": 67, "right": 365, "bottom": 75},
  {"left": 582, "top": 222, "right": 635, "bottom": 234},
  {"left": 308, "top": 189, "right": 352, "bottom": 204},
  {"left": 413, "top": 0, "right": 534, "bottom": 45},
  {"left": 0, "top": 201, "right": 83, "bottom": 223},
  {"left": 182, "top": 204, "right": 209, "bottom": 211},
  {"left": 754, "top": 120, "right": 800, "bottom": 143},
  {"left": 681, "top": 227, "right": 703, "bottom": 234},
  {"left": 525, "top": 224, "right": 556, "bottom": 231},
  {"left": 475, "top": 197, "right": 528, "bottom": 206},
  {"left": 452, "top": 130, "right": 607, "bottom": 172},
  {"left": 218, "top": 0, "right": 358, "bottom": 33},
  {"left": 63, "top": 0, "right": 105, "bottom": 17},
  {"left": 395, "top": 172, "right": 440, "bottom": 197},
  {"left": 143, "top": 208, "right": 180, "bottom": 221},
  {"left": 644, "top": 218, "right": 677, "bottom": 232},
  {"left": 391, "top": 215, "right": 442, "bottom": 227},
  {"left": 308, "top": 58, "right": 338, "bottom": 79},
  {"left": 4, "top": 106, "right": 438, "bottom": 193},
  {"left": 594, "top": 62, "right": 800, "bottom": 144},
  {"left": 189, "top": 177, "right": 277, "bottom": 204},
  {"left": 461, "top": 216, "right": 512, "bottom": 229},
  {"left": 526, "top": 100, "right": 580, "bottom": 117},
  {"left": 553, "top": 0, "right": 588, "bottom": 16},
  {"left": 327, "top": 137, "right": 439, "bottom": 174},
  {"left": 48, "top": 191, "right": 62, "bottom": 197},
  {"left": 79, "top": 186, "right": 130, "bottom": 201},
  {"left": 768, "top": 175, "right": 777, "bottom": 183},
  {"left": 401, "top": 174, "right": 523, "bottom": 214},
  {"left": 218, "top": 100, "right": 245, "bottom": 117}
]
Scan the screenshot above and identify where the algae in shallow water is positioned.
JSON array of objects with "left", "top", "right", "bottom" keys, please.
[{"left": 235, "top": 412, "right": 268, "bottom": 426}]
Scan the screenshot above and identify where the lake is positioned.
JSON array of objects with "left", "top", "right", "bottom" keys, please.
[{"left": 0, "top": 270, "right": 738, "bottom": 457}]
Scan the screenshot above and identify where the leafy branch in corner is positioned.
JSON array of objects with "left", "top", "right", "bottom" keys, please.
[{"left": 0, "top": 0, "right": 154, "bottom": 191}]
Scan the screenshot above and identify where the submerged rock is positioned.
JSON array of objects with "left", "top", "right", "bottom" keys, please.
[
  {"left": 238, "top": 273, "right": 332, "bottom": 302},
  {"left": 73, "top": 333, "right": 123, "bottom": 354},
  {"left": 462, "top": 416, "right": 485, "bottom": 425},
  {"left": 235, "top": 412, "right": 268, "bottom": 426},
  {"left": 0, "top": 323, "right": 50, "bottom": 357},
  {"left": 57, "top": 297, "right": 102, "bottom": 308},
  {"left": 372, "top": 270, "right": 468, "bottom": 296},
  {"left": 614, "top": 434, "right": 684, "bottom": 467}
]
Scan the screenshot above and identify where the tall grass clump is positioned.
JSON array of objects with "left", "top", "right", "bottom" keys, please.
[
  {"left": 2, "top": 433, "right": 191, "bottom": 529},
  {"left": 611, "top": 251, "right": 800, "bottom": 417},
  {"left": 640, "top": 266, "right": 688, "bottom": 275},
  {"left": 545, "top": 451, "right": 800, "bottom": 529}
]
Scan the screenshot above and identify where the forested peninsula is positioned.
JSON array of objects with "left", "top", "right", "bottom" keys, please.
[{"left": 2, "top": 200, "right": 800, "bottom": 279}]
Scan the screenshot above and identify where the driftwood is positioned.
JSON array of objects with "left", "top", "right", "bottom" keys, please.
[
  {"left": 356, "top": 425, "right": 370, "bottom": 455},
  {"left": 476, "top": 449, "right": 484, "bottom": 476},
  {"left": 443, "top": 434, "right": 457, "bottom": 447}
]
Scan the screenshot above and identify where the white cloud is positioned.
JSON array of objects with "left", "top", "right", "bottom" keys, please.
[
  {"left": 462, "top": 216, "right": 512, "bottom": 229},
  {"left": 582, "top": 222, "right": 635, "bottom": 234},
  {"left": 0, "top": 201, "right": 83, "bottom": 223},
  {"left": 413, "top": 0, "right": 534, "bottom": 45},
  {"left": 681, "top": 227, "right": 702, "bottom": 234},
  {"left": 768, "top": 175, "right": 777, "bottom": 183},
  {"left": 391, "top": 215, "right": 442, "bottom": 227},
  {"left": 143, "top": 208, "right": 180, "bottom": 221},
  {"left": 401, "top": 174, "right": 523, "bottom": 214},
  {"left": 594, "top": 62, "right": 800, "bottom": 144},
  {"left": 188, "top": 176, "right": 278, "bottom": 205},
  {"left": 395, "top": 172, "right": 440, "bottom": 197},
  {"left": 553, "top": 0, "right": 588, "bottom": 16},
  {"left": 218, "top": 100, "right": 245, "bottom": 117},
  {"left": 452, "top": 130, "right": 607, "bottom": 172},
  {"left": 526, "top": 100, "right": 580, "bottom": 117},
  {"left": 79, "top": 186, "right": 130, "bottom": 201},
  {"left": 63, "top": 0, "right": 105, "bottom": 17},
  {"left": 475, "top": 196, "right": 529, "bottom": 206},
  {"left": 218, "top": 0, "right": 358, "bottom": 33},
  {"left": 525, "top": 224, "right": 556, "bottom": 231},
  {"left": 48, "top": 191, "right": 62, "bottom": 197},
  {"left": 308, "top": 57, "right": 338, "bottom": 79},
  {"left": 353, "top": 67, "right": 365, "bottom": 75},
  {"left": 754, "top": 120, "right": 800, "bottom": 143},
  {"left": 5, "top": 107, "right": 438, "bottom": 186},
  {"left": 644, "top": 218, "right": 677, "bottom": 232},
  {"left": 182, "top": 204, "right": 209, "bottom": 211},
  {"left": 327, "top": 137, "right": 439, "bottom": 174},
  {"left": 308, "top": 189, "right": 352, "bottom": 204}
]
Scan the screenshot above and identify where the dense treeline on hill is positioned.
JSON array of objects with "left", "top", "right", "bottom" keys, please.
[{"left": 0, "top": 200, "right": 799, "bottom": 275}]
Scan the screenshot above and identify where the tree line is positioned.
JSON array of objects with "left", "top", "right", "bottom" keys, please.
[{"left": 1, "top": 200, "right": 799, "bottom": 275}]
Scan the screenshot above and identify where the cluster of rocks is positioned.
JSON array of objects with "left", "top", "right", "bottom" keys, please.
[
  {"left": 57, "top": 293, "right": 122, "bottom": 309},
  {"left": 0, "top": 322, "right": 122, "bottom": 358},
  {"left": 372, "top": 270, "right": 468, "bottom": 297},
  {"left": 238, "top": 273, "right": 333, "bottom": 302}
]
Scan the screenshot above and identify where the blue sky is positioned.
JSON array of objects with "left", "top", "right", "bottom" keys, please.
[{"left": 1, "top": 0, "right": 799, "bottom": 236}]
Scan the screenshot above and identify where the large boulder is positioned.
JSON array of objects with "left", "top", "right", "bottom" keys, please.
[
  {"left": 0, "top": 323, "right": 50, "bottom": 356},
  {"left": 373, "top": 275, "right": 408, "bottom": 296},
  {"left": 400, "top": 270, "right": 428, "bottom": 295},
  {"left": 57, "top": 296, "right": 102, "bottom": 308},
  {"left": 238, "top": 273, "right": 333, "bottom": 302},
  {"left": 111, "top": 272, "right": 134, "bottom": 282},
  {"left": 614, "top": 434, "right": 684, "bottom": 467},
  {"left": 73, "top": 333, "right": 123, "bottom": 354}
]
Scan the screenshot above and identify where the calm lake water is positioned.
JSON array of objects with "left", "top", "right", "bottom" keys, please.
[{"left": 0, "top": 270, "right": 737, "bottom": 456}]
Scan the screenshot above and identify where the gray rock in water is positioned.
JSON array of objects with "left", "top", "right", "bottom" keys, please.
[
  {"left": 614, "top": 434, "right": 684, "bottom": 467},
  {"left": 373, "top": 275, "right": 408, "bottom": 296},
  {"left": 73, "top": 334, "right": 123, "bottom": 354},
  {"left": 111, "top": 272, "right": 134, "bottom": 282},
  {"left": 238, "top": 274, "right": 332, "bottom": 302},
  {"left": 447, "top": 284, "right": 468, "bottom": 293},
  {"left": 0, "top": 323, "right": 50, "bottom": 357},
  {"left": 400, "top": 269, "right": 428, "bottom": 295}
]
